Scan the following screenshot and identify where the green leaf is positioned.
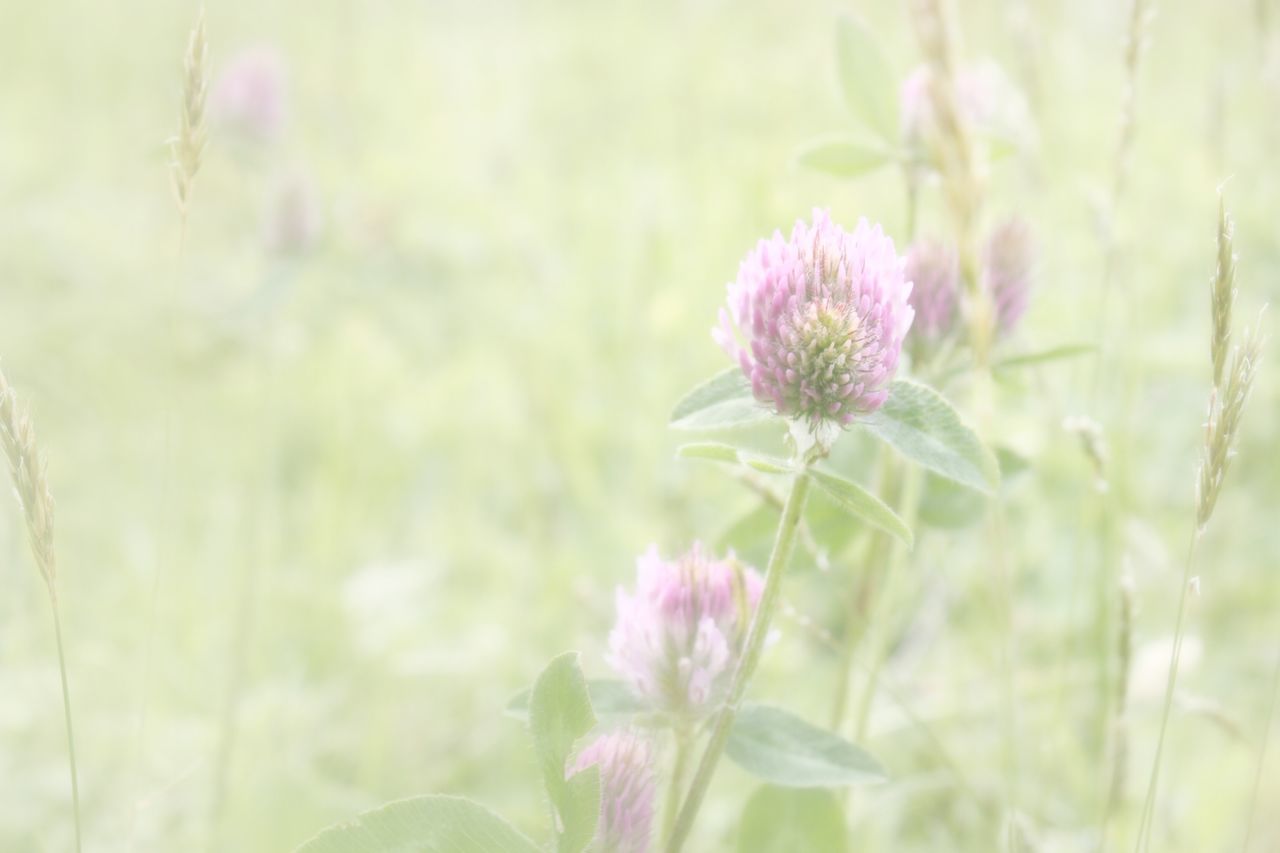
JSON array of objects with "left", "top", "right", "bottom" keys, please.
[
  {"left": 835, "top": 16, "right": 898, "bottom": 142},
  {"left": 995, "top": 445, "right": 1031, "bottom": 480},
  {"left": 917, "top": 445, "right": 1031, "bottom": 529},
  {"left": 727, "top": 703, "right": 886, "bottom": 788},
  {"left": 716, "top": 502, "right": 781, "bottom": 569},
  {"left": 991, "top": 343, "right": 1095, "bottom": 373},
  {"left": 807, "top": 469, "right": 913, "bottom": 548},
  {"left": 294, "top": 795, "right": 540, "bottom": 853},
  {"left": 670, "top": 368, "right": 775, "bottom": 431},
  {"left": 528, "top": 653, "right": 600, "bottom": 853},
  {"left": 676, "top": 442, "right": 795, "bottom": 475},
  {"left": 795, "top": 135, "right": 894, "bottom": 178},
  {"left": 917, "top": 472, "right": 987, "bottom": 530},
  {"left": 860, "top": 380, "right": 999, "bottom": 495},
  {"left": 505, "top": 678, "right": 645, "bottom": 723},
  {"left": 738, "top": 786, "right": 848, "bottom": 853}
]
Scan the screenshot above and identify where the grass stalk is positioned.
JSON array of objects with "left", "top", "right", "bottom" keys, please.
[
  {"left": 52, "top": 601, "right": 84, "bottom": 853},
  {"left": 1, "top": 368, "right": 83, "bottom": 853},
  {"left": 1133, "top": 532, "right": 1199, "bottom": 852},
  {"left": 130, "top": 13, "right": 209, "bottom": 845}
]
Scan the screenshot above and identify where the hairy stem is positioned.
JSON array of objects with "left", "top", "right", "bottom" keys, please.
[
  {"left": 1133, "top": 530, "right": 1200, "bottom": 852},
  {"left": 51, "top": 598, "right": 83, "bottom": 853},
  {"left": 665, "top": 471, "right": 811, "bottom": 853}
]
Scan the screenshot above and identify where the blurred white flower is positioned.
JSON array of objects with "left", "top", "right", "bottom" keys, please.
[{"left": 1131, "top": 635, "right": 1204, "bottom": 702}]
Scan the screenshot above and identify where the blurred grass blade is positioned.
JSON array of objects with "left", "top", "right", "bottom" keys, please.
[
  {"left": 670, "top": 368, "right": 774, "bottom": 430},
  {"left": 917, "top": 472, "right": 988, "bottom": 529},
  {"left": 795, "top": 135, "right": 894, "bottom": 178},
  {"left": 737, "top": 786, "right": 849, "bottom": 853},
  {"left": 727, "top": 703, "right": 886, "bottom": 788},
  {"left": 294, "top": 794, "right": 540, "bottom": 853},
  {"left": 917, "top": 446, "right": 1029, "bottom": 529},
  {"left": 677, "top": 442, "right": 740, "bottom": 463},
  {"left": 835, "top": 16, "right": 898, "bottom": 142},
  {"left": 991, "top": 343, "right": 1096, "bottom": 373},
  {"left": 995, "top": 445, "right": 1031, "bottom": 479},
  {"left": 808, "top": 468, "right": 912, "bottom": 547},
  {"left": 505, "top": 678, "right": 645, "bottom": 722},
  {"left": 528, "top": 652, "right": 600, "bottom": 853},
  {"left": 676, "top": 442, "right": 794, "bottom": 474},
  {"left": 860, "top": 380, "right": 999, "bottom": 495}
]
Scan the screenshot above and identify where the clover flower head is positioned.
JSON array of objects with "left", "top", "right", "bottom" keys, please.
[
  {"left": 211, "top": 47, "right": 287, "bottom": 142},
  {"left": 607, "top": 543, "right": 762, "bottom": 720},
  {"left": 982, "top": 218, "right": 1034, "bottom": 334},
  {"left": 567, "top": 730, "right": 656, "bottom": 853},
  {"left": 904, "top": 238, "right": 961, "bottom": 360},
  {"left": 713, "top": 209, "right": 913, "bottom": 429}
]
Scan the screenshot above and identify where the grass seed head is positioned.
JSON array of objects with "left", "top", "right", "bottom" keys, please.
[
  {"left": 170, "top": 8, "right": 209, "bottom": 215},
  {"left": 0, "top": 367, "right": 58, "bottom": 595}
]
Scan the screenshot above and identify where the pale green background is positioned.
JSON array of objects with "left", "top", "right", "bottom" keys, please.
[{"left": 1, "top": 0, "right": 1277, "bottom": 850}]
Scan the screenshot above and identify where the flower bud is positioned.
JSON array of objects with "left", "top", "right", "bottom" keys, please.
[
  {"left": 567, "top": 730, "right": 656, "bottom": 853},
  {"left": 981, "top": 218, "right": 1034, "bottom": 335},
  {"left": 904, "top": 238, "right": 961, "bottom": 361}
]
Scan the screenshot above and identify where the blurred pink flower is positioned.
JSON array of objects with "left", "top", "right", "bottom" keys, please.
[
  {"left": 211, "top": 47, "right": 286, "bottom": 142},
  {"left": 714, "top": 209, "right": 913, "bottom": 427},
  {"left": 567, "top": 730, "right": 656, "bottom": 853},
  {"left": 263, "top": 171, "right": 323, "bottom": 255},
  {"left": 904, "top": 238, "right": 961, "bottom": 360},
  {"left": 607, "top": 543, "right": 762, "bottom": 719},
  {"left": 901, "top": 60, "right": 1034, "bottom": 155},
  {"left": 982, "top": 218, "right": 1034, "bottom": 334},
  {"left": 899, "top": 67, "right": 934, "bottom": 145}
]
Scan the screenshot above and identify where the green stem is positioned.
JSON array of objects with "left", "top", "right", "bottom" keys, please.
[
  {"left": 1133, "top": 530, "right": 1200, "bottom": 852},
  {"left": 991, "top": 505, "right": 1020, "bottom": 852},
  {"left": 665, "top": 472, "right": 812, "bottom": 853},
  {"left": 828, "top": 532, "right": 878, "bottom": 730},
  {"left": 904, "top": 174, "right": 919, "bottom": 242},
  {"left": 829, "top": 455, "right": 897, "bottom": 730},
  {"left": 130, "top": 213, "right": 189, "bottom": 849},
  {"left": 661, "top": 727, "right": 693, "bottom": 843},
  {"left": 208, "top": 319, "right": 283, "bottom": 849},
  {"left": 851, "top": 466, "right": 921, "bottom": 743},
  {"left": 51, "top": 598, "right": 83, "bottom": 853}
]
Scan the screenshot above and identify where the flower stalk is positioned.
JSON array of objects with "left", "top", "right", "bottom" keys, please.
[{"left": 665, "top": 470, "right": 811, "bottom": 852}]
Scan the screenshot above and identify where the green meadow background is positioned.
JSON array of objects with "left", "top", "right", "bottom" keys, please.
[{"left": 1, "top": 0, "right": 1277, "bottom": 850}]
